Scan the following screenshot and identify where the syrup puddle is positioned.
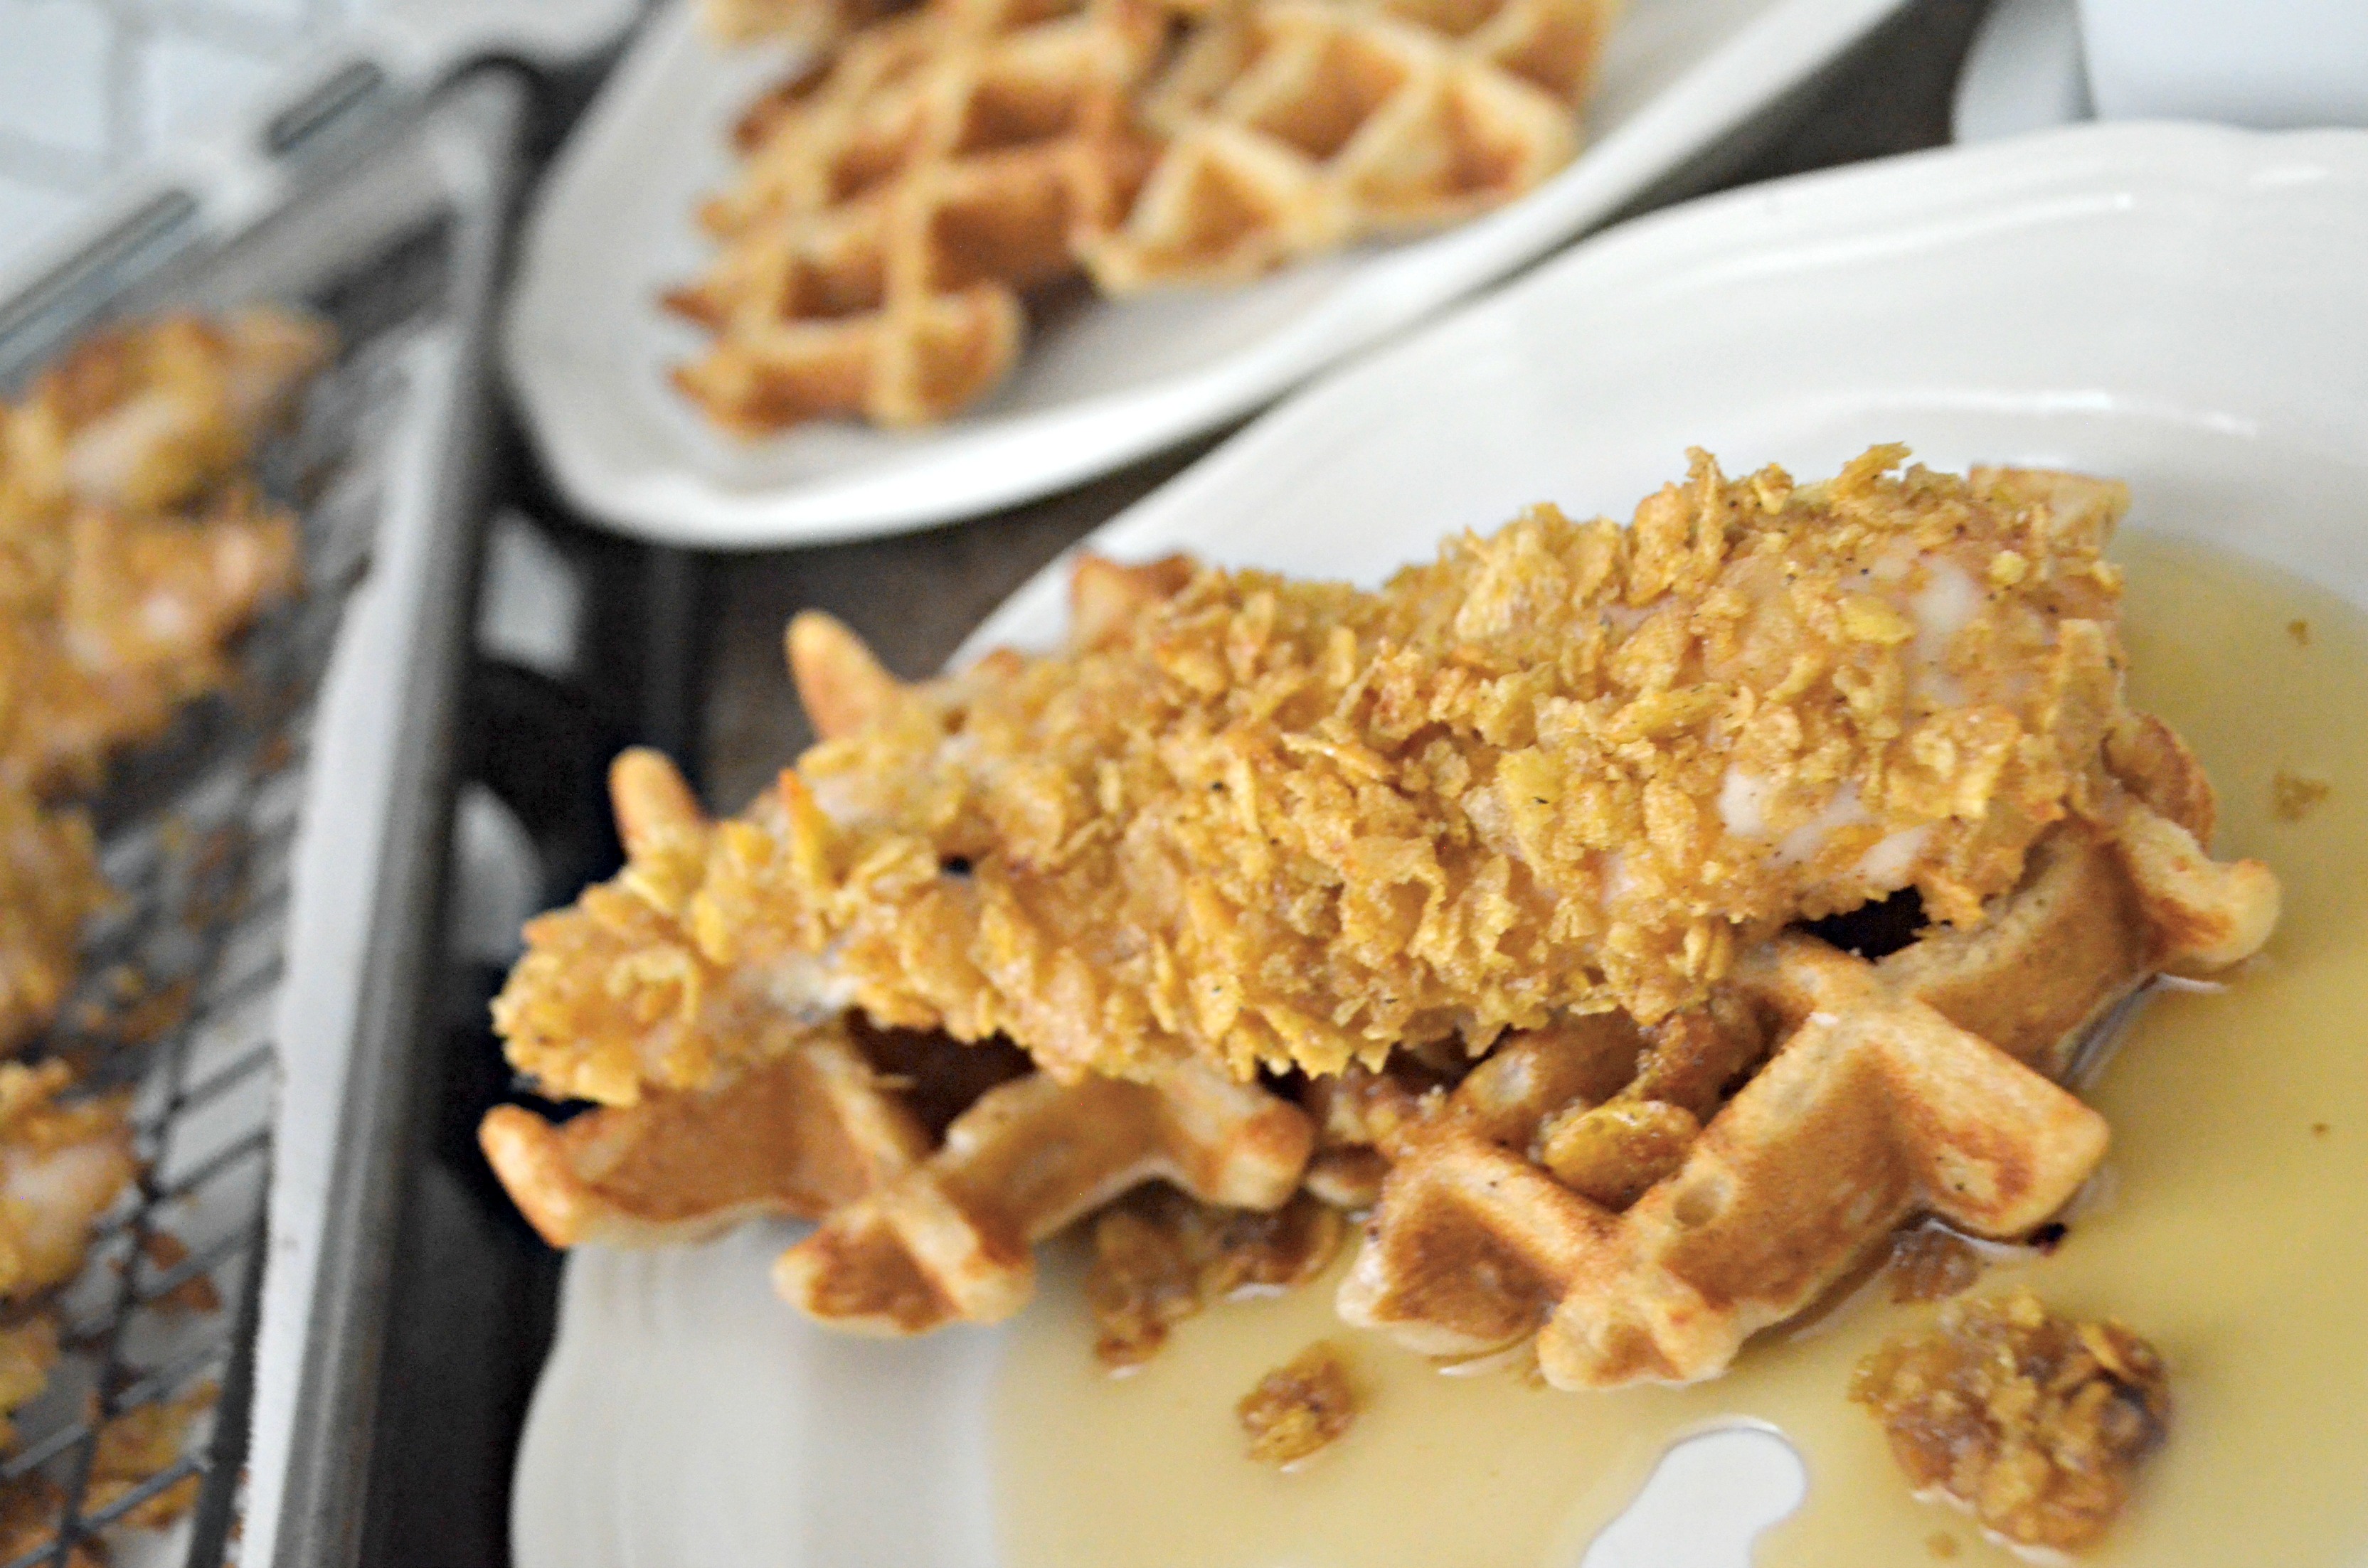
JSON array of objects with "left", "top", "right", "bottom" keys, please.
[{"left": 989, "top": 534, "right": 2368, "bottom": 1567}]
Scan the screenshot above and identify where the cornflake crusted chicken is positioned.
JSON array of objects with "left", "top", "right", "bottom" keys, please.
[
  {"left": 0, "top": 309, "right": 320, "bottom": 796},
  {"left": 498, "top": 447, "right": 2165, "bottom": 1101},
  {"left": 0, "top": 308, "right": 322, "bottom": 1054},
  {"left": 0, "top": 1061, "right": 137, "bottom": 1301},
  {"left": 1851, "top": 1290, "right": 2170, "bottom": 1555},
  {"left": 0, "top": 791, "right": 106, "bottom": 1052}
]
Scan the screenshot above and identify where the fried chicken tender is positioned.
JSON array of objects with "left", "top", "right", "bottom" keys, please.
[
  {"left": 0, "top": 306, "right": 330, "bottom": 520},
  {"left": 0, "top": 311, "right": 318, "bottom": 795},
  {"left": 0, "top": 789, "right": 105, "bottom": 1050},
  {"left": 499, "top": 448, "right": 2204, "bottom": 1099},
  {"left": 0, "top": 1317, "right": 58, "bottom": 1450},
  {"left": 0, "top": 309, "right": 320, "bottom": 1050},
  {"left": 0, "top": 1061, "right": 137, "bottom": 1301}
]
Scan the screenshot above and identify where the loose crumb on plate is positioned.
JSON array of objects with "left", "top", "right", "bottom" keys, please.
[
  {"left": 1851, "top": 1290, "right": 2169, "bottom": 1555},
  {"left": 2288, "top": 618, "right": 2312, "bottom": 646},
  {"left": 2273, "top": 769, "right": 2331, "bottom": 823},
  {"left": 1238, "top": 1341, "right": 1360, "bottom": 1468}
]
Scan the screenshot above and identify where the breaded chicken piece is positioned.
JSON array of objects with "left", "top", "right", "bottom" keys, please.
[
  {"left": 0, "top": 1061, "right": 137, "bottom": 1300},
  {"left": 498, "top": 448, "right": 2261, "bottom": 1099},
  {"left": 0, "top": 306, "right": 331, "bottom": 522},
  {"left": 0, "top": 489, "right": 300, "bottom": 794},
  {"left": 0, "top": 789, "right": 105, "bottom": 1052},
  {"left": 0, "top": 309, "right": 319, "bottom": 795}
]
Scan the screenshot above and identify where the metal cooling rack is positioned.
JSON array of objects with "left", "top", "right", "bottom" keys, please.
[
  {"left": 0, "top": 82, "right": 494, "bottom": 1568},
  {"left": 0, "top": 262, "right": 447, "bottom": 1568}
]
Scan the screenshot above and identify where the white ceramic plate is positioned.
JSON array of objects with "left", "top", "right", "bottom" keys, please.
[
  {"left": 509, "top": 120, "right": 2368, "bottom": 1567},
  {"left": 501, "top": 0, "right": 1914, "bottom": 546}
]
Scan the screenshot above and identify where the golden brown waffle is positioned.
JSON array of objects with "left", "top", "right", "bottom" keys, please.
[
  {"left": 1083, "top": 0, "right": 1616, "bottom": 290},
  {"left": 667, "top": 0, "right": 1168, "bottom": 432},
  {"left": 774, "top": 1059, "right": 1312, "bottom": 1331},
  {"left": 479, "top": 1020, "right": 1031, "bottom": 1248},
  {"left": 1336, "top": 799, "right": 2276, "bottom": 1388},
  {"left": 482, "top": 1023, "right": 933, "bottom": 1248},
  {"left": 700, "top": 0, "right": 917, "bottom": 46}
]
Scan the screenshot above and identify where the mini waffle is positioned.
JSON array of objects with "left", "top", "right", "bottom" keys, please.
[
  {"left": 481, "top": 1021, "right": 1031, "bottom": 1248},
  {"left": 1083, "top": 0, "right": 1616, "bottom": 290},
  {"left": 667, "top": 0, "right": 1167, "bottom": 432},
  {"left": 774, "top": 1059, "right": 1312, "bottom": 1331},
  {"left": 481, "top": 1020, "right": 938, "bottom": 1249},
  {"left": 1337, "top": 782, "right": 2277, "bottom": 1387}
]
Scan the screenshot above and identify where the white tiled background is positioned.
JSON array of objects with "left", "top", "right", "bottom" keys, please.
[{"left": 0, "top": 0, "right": 355, "bottom": 271}]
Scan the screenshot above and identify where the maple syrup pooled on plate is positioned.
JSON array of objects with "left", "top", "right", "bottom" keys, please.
[{"left": 991, "top": 535, "right": 2368, "bottom": 1568}]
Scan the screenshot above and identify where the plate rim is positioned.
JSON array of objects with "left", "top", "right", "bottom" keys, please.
[{"left": 957, "top": 116, "right": 2368, "bottom": 661}]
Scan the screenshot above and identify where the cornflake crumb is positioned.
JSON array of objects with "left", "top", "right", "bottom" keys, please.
[
  {"left": 1086, "top": 1189, "right": 1342, "bottom": 1369},
  {"left": 139, "top": 1231, "right": 224, "bottom": 1314},
  {"left": 0, "top": 1478, "right": 97, "bottom": 1568},
  {"left": 1887, "top": 1226, "right": 1985, "bottom": 1303},
  {"left": 1238, "top": 1341, "right": 1359, "bottom": 1468},
  {"left": 2313, "top": 1121, "right": 2331, "bottom": 1137},
  {"left": 1851, "top": 1290, "right": 2169, "bottom": 1556},
  {"left": 2288, "top": 618, "right": 2312, "bottom": 646},
  {"left": 2273, "top": 770, "right": 2331, "bottom": 823},
  {"left": 1926, "top": 1530, "right": 1960, "bottom": 1559},
  {"left": 87, "top": 1382, "right": 218, "bottom": 1528}
]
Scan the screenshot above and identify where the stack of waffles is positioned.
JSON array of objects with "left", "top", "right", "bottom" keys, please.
[
  {"left": 666, "top": 0, "right": 1622, "bottom": 432},
  {"left": 483, "top": 449, "right": 2279, "bottom": 1390}
]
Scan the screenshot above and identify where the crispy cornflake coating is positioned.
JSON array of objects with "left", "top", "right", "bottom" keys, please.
[
  {"left": 1086, "top": 1187, "right": 1343, "bottom": 1368},
  {"left": 0, "top": 790, "right": 106, "bottom": 1051},
  {"left": 0, "top": 1318, "right": 58, "bottom": 1450},
  {"left": 0, "top": 308, "right": 322, "bottom": 1052},
  {"left": 0, "top": 1061, "right": 137, "bottom": 1301},
  {"left": 0, "top": 307, "right": 329, "bottom": 519},
  {"left": 0, "top": 310, "right": 318, "bottom": 796},
  {"left": 1852, "top": 1290, "right": 2170, "bottom": 1554},
  {"left": 85, "top": 1381, "right": 218, "bottom": 1529},
  {"left": 501, "top": 448, "right": 2165, "bottom": 1098},
  {"left": 504, "top": 447, "right": 2169, "bottom": 1099},
  {"left": 1237, "top": 1340, "right": 1359, "bottom": 1467}
]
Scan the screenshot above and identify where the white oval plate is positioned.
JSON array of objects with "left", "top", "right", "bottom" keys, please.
[
  {"left": 501, "top": 0, "right": 1914, "bottom": 546},
  {"left": 510, "top": 120, "right": 2368, "bottom": 1567}
]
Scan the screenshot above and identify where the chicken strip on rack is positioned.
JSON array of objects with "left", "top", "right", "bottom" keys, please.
[
  {"left": 0, "top": 1060, "right": 137, "bottom": 1301},
  {"left": 495, "top": 447, "right": 2276, "bottom": 1101},
  {"left": 0, "top": 489, "right": 300, "bottom": 794},
  {"left": 0, "top": 789, "right": 105, "bottom": 1052},
  {"left": 0, "top": 309, "right": 322, "bottom": 795},
  {"left": 0, "top": 306, "right": 331, "bottom": 521}
]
